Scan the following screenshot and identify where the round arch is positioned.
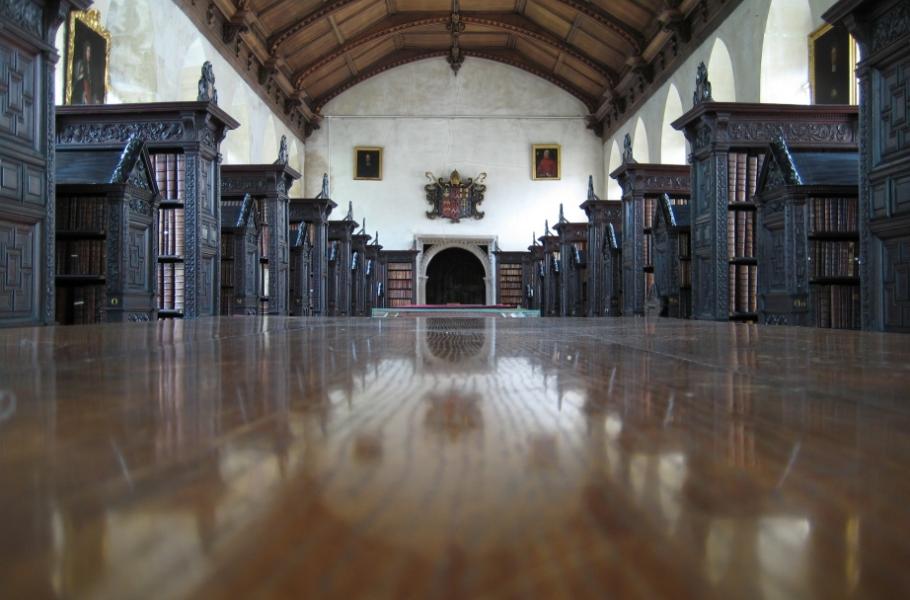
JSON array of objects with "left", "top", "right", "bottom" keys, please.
[
  {"left": 707, "top": 38, "right": 736, "bottom": 102},
  {"left": 417, "top": 238, "right": 495, "bottom": 305},
  {"left": 606, "top": 140, "right": 622, "bottom": 199},
  {"left": 660, "top": 84, "right": 687, "bottom": 165},
  {"left": 425, "top": 248, "right": 487, "bottom": 305},
  {"left": 760, "top": 0, "right": 812, "bottom": 104},
  {"left": 632, "top": 117, "right": 650, "bottom": 163}
]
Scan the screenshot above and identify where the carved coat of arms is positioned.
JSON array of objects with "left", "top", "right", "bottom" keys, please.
[{"left": 425, "top": 170, "right": 486, "bottom": 223}]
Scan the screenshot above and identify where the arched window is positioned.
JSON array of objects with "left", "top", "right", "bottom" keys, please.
[
  {"left": 606, "top": 140, "right": 622, "bottom": 199},
  {"left": 760, "top": 0, "right": 812, "bottom": 104},
  {"left": 633, "top": 118, "right": 650, "bottom": 163},
  {"left": 707, "top": 38, "right": 736, "bottom": 102},
  {"left": 660, "top": 84, "right": 687, "bottom": 165}
]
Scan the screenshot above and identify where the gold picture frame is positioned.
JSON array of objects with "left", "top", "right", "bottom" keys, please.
[
  {"left": 65, "top": 9, "right": 111, "bottom": 105},
  {"left": 809, "top": 23, "right": 858, "bottom": 105},
  {"left": 532, "top": 144, "right": 561, "bottom": 180},
  {"left": 354, "top": 147, "right": 383, "bottom": 180}
]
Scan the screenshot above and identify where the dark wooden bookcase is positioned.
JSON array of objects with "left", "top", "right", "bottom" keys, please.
[
  {"left": 220, "top": 194, "right": 260, "bottom": 316},
  {"left": 610, "top": 161, "right": 690, "bottom": 316},
  {"left": 0, "top": 0, "right": 89, "bottom": 327},
  {"left": 653, "top": 194, "right": 692, "bottom": 318},
  {"left": 327, "top": 216, "right": 357, "bottom": 316},
  {"left": 221, "top": 162, "right": 300, "bottom": 316},
  {"left": 351, "top": 228, "right": 372, "bottom": 316},
  {"left": 288, "top": 196, "right": 335, "bottom": 316},
  {"left": 526, "top": 242, "right": 544, "bottom": 312},
  {"left": 365, "top": 235, "right": 384, "bottom": 313},
  {"left": 55, "top": 137, "right": 160, "bottom": 324},
  {"left": 554, "top": 220, "right": 588, "bottom": 317},
  {"left": 381, "top": 249, "right": 418, "bottom": 308},
  {"left": 57, "top": 102, "right": 239, "bottom": 319},
  {"left": 581, "top": 187, "right": 623, "bottom": 316},
  {"left": 672, "top": 101, "right": 857, "bottom": 322},
  {"left": 538, "top": 230, "right": 560, "bottom": 317},
  {"left": 754, "top": 136, "right": 860, "bottom": 329},
  {"left": 826, "top": 0, "right": 910, "bottom": 332},
  {"left": 605, "top": 223, "right": 623, "bottom": 316},
  {"left": 493, "top": 250, "right": 528, "bottom": 307}
]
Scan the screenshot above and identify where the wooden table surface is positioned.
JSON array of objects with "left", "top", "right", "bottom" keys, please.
[{"left": 1, "top": 316, "right": 909, "bottom": 599}]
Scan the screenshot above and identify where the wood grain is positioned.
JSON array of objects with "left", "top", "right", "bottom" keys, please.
[{"left": 1, "top": 316, "right": 909, "bottom": 598}]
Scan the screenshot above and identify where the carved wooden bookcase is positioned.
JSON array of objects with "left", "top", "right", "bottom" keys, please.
[
  {"left": 221, "top": 163, "right": 300, "bottom": 316},
  {"left": 672, "top": 102, "right": 858, "bottom": 322},
  {"left": 380, "top": 249, "right": 418, "bottom": 308},
  {"left": 327, "top": 217, "right": 357, "bottom": 316},
  {"left": 365, "top": 237, "right": 383, "bottom": 313},
  {"left": 351, "top": 229, "right": 372, "bottom": 316},
  {"left": 288, "top": 197, "right": 335, "bottom": 316},
  {"left": 220, "top": 194, "right": 260, "bottom": 316},
  {"left": 826, "top": 0, "right": 910, "bottom": 332},
  {"left": 610, "top": 162, "right": 690, "bottom": 316},
  {"left": 554, "top": 221, "right": 588, "bottom": 317},
  {"left": 754, "top": 137, "right": 860, "bottom": 329},
  {"left": 55, "top": 137, "right": 160, "bottom": 324},
  {"left": 605, "top": 223, "right": 623, "bottom": 316},
  {"left": 56, "top": 102, "right": 239, "bottom": 319},
  {"left": 0, "top": 0, "right": 90, "bottom": 326},
  {"left": 526, "top": 242, "right": 544, "bottom": 312},
  {"left": 493, "top": 250, "right": 528, "bottom": 307},
  {"left": 652, "top": 194, "right": 692, "bottom": 319},
  {"left": 581, "top": 196, "right": 623, "bottom": 317},
  {"left": 538, "top": 231, "right": 560, "bottom": 317}
]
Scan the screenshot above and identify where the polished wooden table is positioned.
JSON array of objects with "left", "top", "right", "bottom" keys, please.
[{"left": 1, "top": 317, "right": 909, "bottom": 599}]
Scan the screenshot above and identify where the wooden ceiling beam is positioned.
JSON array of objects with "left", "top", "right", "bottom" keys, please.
[
  {"left": 552, "top": 0, "right": 644, "bottom": 52},
  {"left": 293, "top": 12, "right": 618, "bottom": 88},
  {"left": 311, "top": 47, "right": 598, "bottom": 113}
]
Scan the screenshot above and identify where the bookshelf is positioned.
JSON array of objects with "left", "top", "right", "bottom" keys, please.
[
  {"left": 382, "top": 250, "right": 418, "bottom": 308},
  {"left": 605, "top": 223, "right": 623, "bottom": 315},
  {"left": 351, "top": 230, "right": 372, "bottom": 316},
  {"left": 288, "top": 220, "right": 310, "bottom": 316},
  {"left": 672, "top": 100, "right": 858, "bottom": 322},
  {"left": 754, "top": 135, "right": 860, "bottom": 329},
  {"left": 55, "top": 137, "right": 160, "bottom": 324},
  {"left": 220, "top": 194, "right": 261, "bottom": 315},
  {"left": 652, "top": 194, "right": 692, "bottom": 318},
  {"left": 327, "top": 216, "right": 357, "bottom": 315},
  {"left": 221, "top": 163, "right": 301, "bottom": 316},
  {"left": 57, "top": 102, "right": 239, "bottom": 318},
  {"left": 526, "top": 242, "right": 544, "bottom": 312},
  {"left": 554, "top": 221, "right": 588, "bottom": 317},
  {"left": 825, "top": 0, "right": 910, "bottom": 332},
  {"left": 365, "top": 237, "right": 384, "bottom": 313},
  {"left": 538, "top": 231, "right": 560, "bottom": 316},
  {"left": 289, "top": 197, "right": 336, "bottom": 316},
  {"left": 0, "top": 0, "right": 90, "bottom": 327},
  {"left": 581, "top": 188, "right": 623, "bottom": 316},
  {"left": 493, "top": 251, "right": 528, "bottom": 307},
  {"left": 610, "top": 161, "right": 690, "bottom": 316}
]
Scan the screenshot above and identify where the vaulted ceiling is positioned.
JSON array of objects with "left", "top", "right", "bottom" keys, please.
[{"left": 180, "top": 0, "right": 741, "bottom": 141}]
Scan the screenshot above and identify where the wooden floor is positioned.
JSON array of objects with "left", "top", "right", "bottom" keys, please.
[{"left": 1, "top": 316, "right": 910, "bottom": 599}]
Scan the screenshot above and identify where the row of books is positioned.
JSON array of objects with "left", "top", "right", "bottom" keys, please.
[
  {"left": 808, "top": 197, "right": 857, "bottom": 234},
  {"left": 56, "top": 240, "right": 106, "bottom": 276},
  {"left": 151, "top": 153, "right": 187, "bottom": 202},
  {"left": 499, "top": 264, "right": 524, "bottom": 305},
  {"left": 643, "top": 235, "right": 653, "bottom": 267},
  {"left": 157, "top": 262, "right": 185, "bottom": 312},
  {"left": 158, "top": 208, "right": 185, "bottom": 257},
  {"left": 729, "top": 264, "right": 758, "bottom": 315},
  {"left": 58, "top": 195, "right": 106, "bottom": 232},
  {"left": 260, "top": 225, "right": 270, "bottom": 257},
  {"left": 679, "top": 233, "right": 691, "bottom": 259},
  {"left": 645, "top": 272, "right": 655, "bottom": 298},
  {"left": 812, "top": 285, "right": 860, "bottom": 329},
  {"left": 810, "top": 240, "right": 857, "bottom": 279},
  {"left": 727, "top": 209, "right": 756, "bottom": 259},
  {"left": 727, "top": 152, "right": 763, "bottom": 204},
  {"left": 55, "top": 285, "right": 105, "bottom": 325},
  {"left": 642, "top": 196, "right": 687, "bottom": 230},
  {"left": 388, "top": 279, "right": 412, "bottom": 290}
]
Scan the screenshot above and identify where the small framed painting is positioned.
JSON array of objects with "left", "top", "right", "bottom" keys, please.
[
  {"left": 354, "top": 147, "right": 383, "bottom": 180},
  {"left": 65, "top": 10, "right": 110, "bottom": 105},
  {"left": 532, "top": 144, "right": 561, "bottom": 180},
  {"left": 809, "top": 23, "right": 858, "bottom": 105}
]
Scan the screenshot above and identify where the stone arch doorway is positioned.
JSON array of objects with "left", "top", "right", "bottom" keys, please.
[{"left": 425, "top": 248, "right": 486, "bottom": 304}]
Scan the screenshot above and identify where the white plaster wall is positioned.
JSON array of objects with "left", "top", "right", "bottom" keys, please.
[
  {"left": 54, "top": 0, "right": 306, "bottom": 194},
  {"left": 305, "top": 58, "right": 603, "bottom": 252},
  {"left": 603, "top": 0, "right": 842, "bottom": 196}
]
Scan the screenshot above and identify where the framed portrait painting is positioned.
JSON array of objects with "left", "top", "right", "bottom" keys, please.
[
  {"left": 354, "top": 147, "right": 383, "bottom": 180},
  {"left": 65, "top": 10, "right": 111, "bottom": 105},
  {"left": 809, "top": 23, "right": 858, "bottom": 105},
  {"left": 532, "top": 144, "right": 560, "bottom": 180}
]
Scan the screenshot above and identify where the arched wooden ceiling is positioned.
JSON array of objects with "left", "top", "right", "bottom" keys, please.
[{"left": 185, "top": 0, "right": 739, "bottom": 139}]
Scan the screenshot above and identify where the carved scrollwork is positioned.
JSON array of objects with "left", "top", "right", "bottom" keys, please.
[
  {"left": 0, "top": 0, "right": 43, "bottom": 37},
  {"left": 727, "top": 122, "right": 855, "bottom": 145},
  {"left": 57, "top": 122, "right": 185, "bottom": 145},
  {"left": 872, "top": 3, "right": 910, "bottom": 52}
]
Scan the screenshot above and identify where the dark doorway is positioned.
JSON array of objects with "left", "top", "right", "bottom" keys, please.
[{"left": 426, "top": 248, "right": 486, "bottom": 305}]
